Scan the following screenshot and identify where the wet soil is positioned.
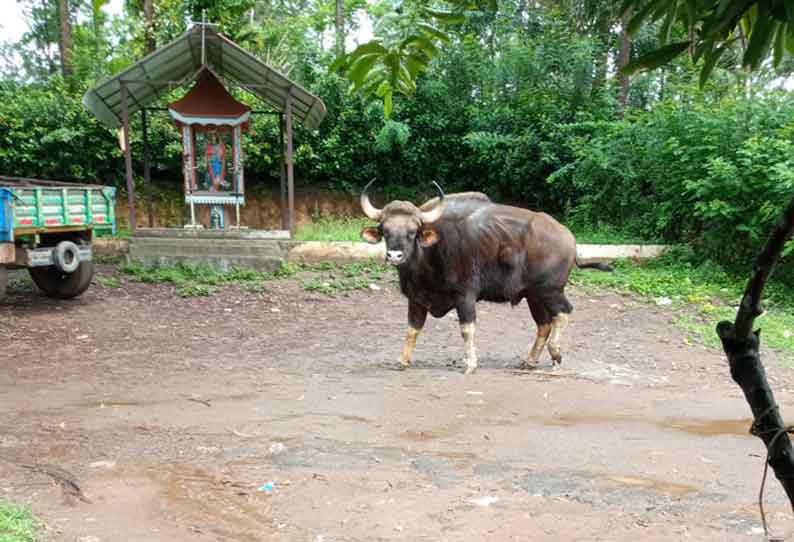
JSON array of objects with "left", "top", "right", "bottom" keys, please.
[{"left": 2, "top": 265, "right": 794, "bottom": 541}]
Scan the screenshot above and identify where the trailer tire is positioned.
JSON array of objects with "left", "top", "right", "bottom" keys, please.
[
  {"left": 0, "top": 267, "right": 6, "bottom": 301},
  {"left": 29, "top": 261, "right": 94, "bottom": 299},
  {"left": 52, "top": 241, "right": 81, "bottom": 273}
]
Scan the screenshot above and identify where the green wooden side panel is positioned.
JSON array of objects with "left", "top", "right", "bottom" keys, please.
[{"left": 6, "top": 185, "right": 116, "bottom": 234}]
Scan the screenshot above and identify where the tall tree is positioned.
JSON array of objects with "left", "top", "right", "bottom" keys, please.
[
  {"left": 335, "top": 0, "right": 345, "bottom": 56},
  {"left": 590, "top": 13, "right": 610, "bottom": 91},
  {"left": 17, "top": 0, "right": 60, "bottom": 79},
  {"left": 617, "top": 8, "right": 631, "bottom": 112},
  {"left": 143, "top": 0, "right": 156, "bottom": 54},
  {"left": 57, "top": 0, "right": 73, "bottom": 78}
]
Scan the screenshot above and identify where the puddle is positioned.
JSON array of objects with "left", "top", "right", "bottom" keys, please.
[
  {"left": 428, "top": 450, "right": 476, "bottom": 461},
  {"left": 401, "top": 429, "right": 443, "bottom": 441},
  {"left": 513, "top": 468, "right": 701, "bottom": 503},
  {"left": 340, "top": 415, "right": 371, "bottom": 423},
  {"left": 81, "top": 400, "right": 147, "bottom": 408},
  {"left": 608, "top": 475, "right": 696, "bottom": 496},
  {"left": 150, "top": 463, "right": 274, "bottom": 541},
  {"left": 518, "top": 362, "right": 670, "bottom": 386},
  {"left": 222, "top": 392, "right": 259, "bottom": 402},
  {"left": 657, "top": 418, "right": 751, "bottom": 437},
  {"left": 539, "top": 413, "right": 752, "bottom": 438},
  {"left": 76, "top": 392, "right": 259, "bottom": 410}
]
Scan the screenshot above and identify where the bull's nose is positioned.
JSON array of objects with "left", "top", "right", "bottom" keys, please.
[{"left": 386, "top": 250, "right": 404, "bottom": 265}]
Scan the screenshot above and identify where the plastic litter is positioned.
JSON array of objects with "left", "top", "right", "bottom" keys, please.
[
  {"left": 258, "top": 482, "right": 275, "bottom": 493},
  {"left": 468, "top": 495, "right": 498, "bottom": 507},
  {"left": 268, "top": 442, "right": 286, "bottom": 455}
]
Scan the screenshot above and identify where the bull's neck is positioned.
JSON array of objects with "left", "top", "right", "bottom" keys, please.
[{"left": 397, "top": 244, "right": 445, "bottom": 283}]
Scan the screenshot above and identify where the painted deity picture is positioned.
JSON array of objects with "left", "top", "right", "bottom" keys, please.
[{"left": 195, "top": 130, "right": 234, "bottom": 193}]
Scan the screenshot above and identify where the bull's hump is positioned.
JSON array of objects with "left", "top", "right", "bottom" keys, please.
[
  {"left": 470, "top": 205, "right": 532, "bottom": 227},
  {"left": 420, "top": 192, "right": 491, "bottom": 212}
]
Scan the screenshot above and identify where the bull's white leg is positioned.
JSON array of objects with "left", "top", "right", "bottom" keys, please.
[
  {"left": 461, "top": 322, "right": 478, "bottom": 375},
  {"left": 524, "top": 323, "right": 551, "bottom": 368},
  {"left": 398, "top": 327, "right": 421, "bottom": 369},
  {"left": 547, "top": 313, "right": 569, "bottom": 365}
]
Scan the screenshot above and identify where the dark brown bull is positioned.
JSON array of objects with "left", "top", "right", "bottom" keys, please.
[{"left": 360, "top": 180, "right": 611, "bottom": 374}]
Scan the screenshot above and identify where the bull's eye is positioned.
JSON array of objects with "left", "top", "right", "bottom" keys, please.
[{"left": 408, "top": 230, "right": 417, "bottom": 239}]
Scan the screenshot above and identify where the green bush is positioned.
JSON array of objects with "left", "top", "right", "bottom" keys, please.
[{"left": 550, "top": 94, "right": 794, "bottom": 275}]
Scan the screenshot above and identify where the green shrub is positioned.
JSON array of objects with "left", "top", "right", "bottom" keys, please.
[{"left": 550, "top": 94, "right": 794, "bottom": 278}]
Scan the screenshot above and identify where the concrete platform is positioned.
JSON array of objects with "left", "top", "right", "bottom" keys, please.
[
  {"left": 286, "top": 241, "right": 670, "bottom": 265},
  {"left": 133, "top": 227, "right": 291, "bottom": 240},
  {"left": 128, "top": 229, "right": 295, "bottom": 272},
  {"left": 120, "top": 229, "right": 670, "bottom": 272}
]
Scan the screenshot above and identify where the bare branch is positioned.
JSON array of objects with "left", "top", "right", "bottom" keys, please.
[
  {"left": 734, "top": 197, "right": 794, "bottom": 339},
  {"left": 717, "top": 196, "right": 794, "bottom": 520}
]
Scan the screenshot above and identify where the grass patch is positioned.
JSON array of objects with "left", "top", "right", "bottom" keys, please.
[
  {"left": 294, "top": 216, "right": 371, "bottom": 242},
  {"left": 119, "top": 261, "right": 299, "bottom": 297},
  {"left": 570, "top": 222, "right": 661, "bottom": 245},
  {"left": 6, "top": 272, "right": 35, "bottom": 293},
  {"left": 301, "top": 260, "right": 394, "bottom": 295},
  {"left": 571, "top": 247, "right": 794, "bottom": 364},
  {"left": 109, "top": 227, "right": 132, "bottom": 240},
  {"left": 94, "top": 254, "right": 125, "bottom": 265},
  {"left": 96, "top": 275, "right": 121, "bottom": 289},
  {"left": 0, "top": 501, "right": 42, "bottom": 542},
  {"left": 118, "top": 260, "right": 391, "bottom": 297},
  {"left": 292, "top": 215, "right": 660, "bottom": 245}
]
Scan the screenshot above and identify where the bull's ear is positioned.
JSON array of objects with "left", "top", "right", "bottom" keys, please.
[
  {"left": 418, "top": 229, "right": 439, "bottom": 247},
  {"left": 361, "top": 227, "right": 382, "bottom": 244}
]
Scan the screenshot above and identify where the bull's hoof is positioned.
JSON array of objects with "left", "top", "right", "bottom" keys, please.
[
  {"left": 464, "top": 365, "right": 477, "bottom": 375},
  {"left": 397, "top": 361, "right": 410, "bottom": 371},
  {"left": 518, "top": 361, "right": 538, "bottom": 371}
]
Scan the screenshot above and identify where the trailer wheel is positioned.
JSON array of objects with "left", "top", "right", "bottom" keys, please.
[
  {"left": 0, "top": 267, "right": 7, "bottom": 301},
  {"left": 29, "top": 261, "right": 94, "bottom": 299}
]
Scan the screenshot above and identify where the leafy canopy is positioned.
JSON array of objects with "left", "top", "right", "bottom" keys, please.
[
  {"left": 331, "top": 0, "right": 496, "bottom": 116},
  {"left": 620, "top": 0, "right": 794, "bottom": 86}
]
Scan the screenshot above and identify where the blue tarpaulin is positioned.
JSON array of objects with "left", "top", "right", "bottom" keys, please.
[{"left": 0, "top": 188, "right": 12, "bottom": 242}]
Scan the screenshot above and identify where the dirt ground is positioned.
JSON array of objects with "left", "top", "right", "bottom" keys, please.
[{"left": 2, "top": 264, "right": 794, "bottom": 542}]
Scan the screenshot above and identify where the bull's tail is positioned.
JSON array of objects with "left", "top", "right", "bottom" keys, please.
[{"left": 575, "top": 260, "right": 614, "bottom": 272}]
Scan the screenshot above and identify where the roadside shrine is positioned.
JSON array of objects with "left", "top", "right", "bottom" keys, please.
[{"left": 83, "top": 23, "right": 326, "bottom": 235}]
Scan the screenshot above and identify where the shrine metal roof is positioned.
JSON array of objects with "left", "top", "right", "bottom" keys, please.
[{"left": 83, "top": 24, "right": 326, "bottom": 129}]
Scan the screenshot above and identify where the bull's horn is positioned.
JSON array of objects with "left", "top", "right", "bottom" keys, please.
[
  {"left": 360, "top": 178, "right": 383, "bottom": 221},
  {"left": 419, "top": 181, "right": 445, "bottom": 223}
]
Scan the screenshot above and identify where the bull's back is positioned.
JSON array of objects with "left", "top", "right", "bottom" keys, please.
[{"left": 465, "top": 204, "right": 576, "bottom": 292}]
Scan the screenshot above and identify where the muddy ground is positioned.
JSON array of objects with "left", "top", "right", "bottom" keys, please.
[{"left": 2, "top": 265, "right": 794, "bottom": 541}]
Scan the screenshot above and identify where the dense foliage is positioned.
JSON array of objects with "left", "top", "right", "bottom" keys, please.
[
  {"left": 1, "top": 0, "right": 793, "bottom": 274},
  {"left": 550, "top": 93, "right": 794, "bottom": 263}
]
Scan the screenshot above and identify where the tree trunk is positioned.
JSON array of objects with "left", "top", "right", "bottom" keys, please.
[
  {"left": 514, "top": 0, "right": 527, "bottom": 33},
  {"left": 658, "top": 70, "right": 665, "bottom": 101},
  {"left": 617, "top": 8, "right": 632, "bottom": 114},
  {"left": 591, "top": 15, "right": 611, "bottom": 92},
  {"left": 143, "top": 0, "right": 156, "bottom": 54},
  {"left": 335, "top": 0, "right": 345, "bottom": 57},
  {"left": 57, "top": 0, "right": 73, "bottom": 79},
  {"left": 718, "top": 196, "right": 794, "bottom": 532}
]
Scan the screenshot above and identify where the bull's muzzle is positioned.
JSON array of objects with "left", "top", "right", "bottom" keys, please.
[{"left": 386, "top": 250, "right": 405, "bottom": 266}]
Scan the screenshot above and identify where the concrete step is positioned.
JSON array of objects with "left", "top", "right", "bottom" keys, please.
[
  {"left": 128, "top": 235, "right": 288, "bottom": 272},
  {"left": 286, "top": 241, "right": 670, "bottom": 265}
]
